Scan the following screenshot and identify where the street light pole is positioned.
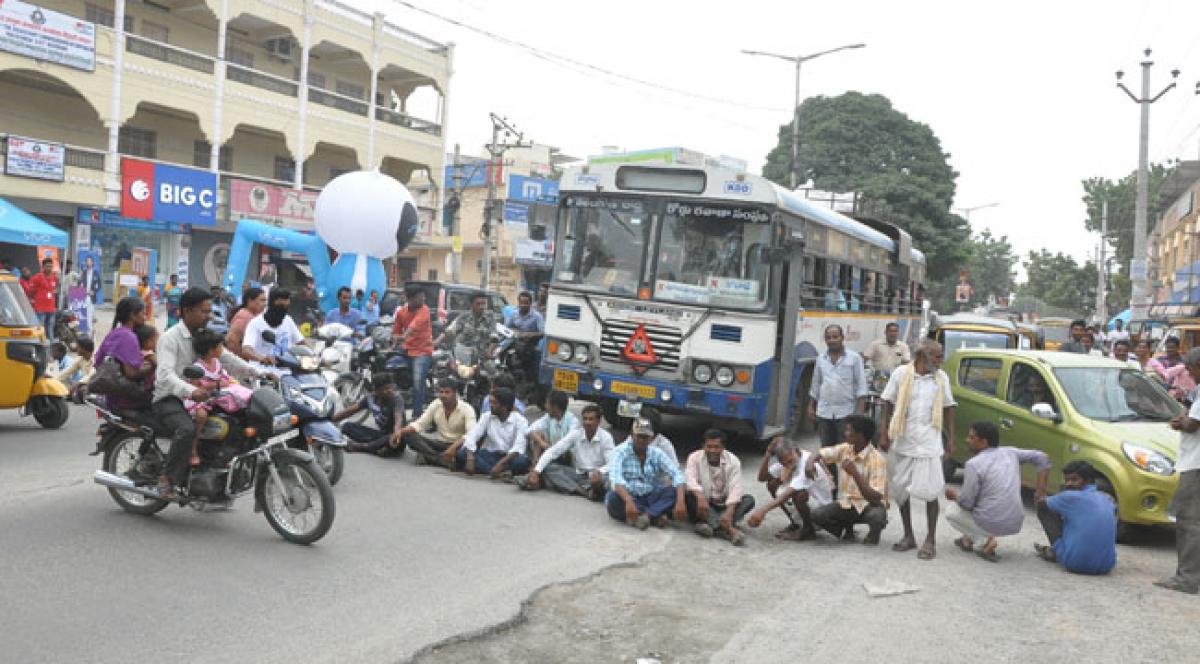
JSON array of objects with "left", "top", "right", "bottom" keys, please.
[
  {"left": 742, "top": 43, "right": 865, "bottom": 190},
  {"left": 953, "top": 202, "right": 1000, "bottom": 225},
  {"left": 1115, "top": 48, "right": 1179, "bottom": 316}
]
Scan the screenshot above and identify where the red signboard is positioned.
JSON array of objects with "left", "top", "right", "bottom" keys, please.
[
  {"left": 120, "top": 157, "right": 155, "bottom": 220},
  {"left": 229, "top": 178, "right": 320, "bottom": 228}
]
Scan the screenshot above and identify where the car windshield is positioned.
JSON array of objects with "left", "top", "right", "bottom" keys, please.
[
  {"left": 652, "top": 201, "right": 772, "bottom": 309},
  {"left": 0, "top": 281, "right": 37, "bottom": 327},
  {"left": 554, "top": 196, "right": 650, "bottom": 296},
  {"left": 941, "top": 330, "right": 1013, "bottom": 353},
  {"left": 1053, "top": 367, "right": 1183, "bottom": 422}
]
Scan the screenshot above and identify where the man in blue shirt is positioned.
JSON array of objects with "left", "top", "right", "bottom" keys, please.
[
  {"left": 505, "top": 291, "right": 544, "bottom": 383},
  {"left": 606, "top": 418, "right": 688, "bottom": 530},
  {"left": 325, "top": 286, "right": 362, "bottom": 331},
  {"left": 1034, "top": 460, "right": 1117, "bottom": 575}
]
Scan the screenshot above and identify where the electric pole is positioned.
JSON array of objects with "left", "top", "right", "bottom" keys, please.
[
  {"left": 481, "top": 113, "right": 531, "bottom": 290},
  {"left": 1115, "top": 48, "right": 1179, "bottom": 316},
  {"left": 1096, "top": 199, "right": 1108, "bottom": 321}
]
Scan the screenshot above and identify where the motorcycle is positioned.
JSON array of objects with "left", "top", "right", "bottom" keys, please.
[
  {"left": 54, "top": 309, "right": 80, "bottom": 350},
  {"left": 263, "top": 330, "right": 347, "bottom": 486},
  {"left": 445, "top": 323, "right": 513, "bottom": 414},
  {"left": 333, "top": 317, "right": 421, "bottom": 420},
  {"left": 90, "top": 367, "right": 335, "bottom": 545}
]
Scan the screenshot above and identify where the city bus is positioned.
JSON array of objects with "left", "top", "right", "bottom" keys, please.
[{"left": 536, "top": 156, "right": 925, "bottom": 441}]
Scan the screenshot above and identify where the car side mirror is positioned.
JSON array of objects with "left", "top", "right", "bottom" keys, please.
[{"left": 1032, "top": 402, "right": 1061, "bottom": 422}]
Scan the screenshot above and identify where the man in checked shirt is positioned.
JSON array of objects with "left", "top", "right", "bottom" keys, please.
[{"left": 605, "top": 418, "right": 688, "bottom": 530}]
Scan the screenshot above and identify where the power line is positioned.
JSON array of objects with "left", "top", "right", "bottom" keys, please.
[{"left": 388, "top": 0, "right": 788, "bottom": 114}]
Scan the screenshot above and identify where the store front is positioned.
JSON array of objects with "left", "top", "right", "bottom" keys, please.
[{"left": 75, "top": 208, "right": 190, "bottom": 301}]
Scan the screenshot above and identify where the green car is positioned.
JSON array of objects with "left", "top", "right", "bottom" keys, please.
[{"left": 946, "top": 349, "right": 1181, "bottom": 533}]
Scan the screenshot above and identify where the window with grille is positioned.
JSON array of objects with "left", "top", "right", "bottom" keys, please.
[
  {"left": 141, "top": 21, "right": 168, "bottom": 43},
  {"left": 274, "top": 156, "right": 296, "bottom": 182},
  {"left": 226, "top": 43, "right": 254, "bottom": 68},
  {"left": 86, "top": 3, "right": 134, "bottom": 31},
  {"left": 193, "top": 141, "right": 231, "bottom": 170},
  {"left": 119, "top": 126, "right": 157, "bottom": 159},
  {"left": 335, "top": 80, "right": 365, "bottom": 100}
]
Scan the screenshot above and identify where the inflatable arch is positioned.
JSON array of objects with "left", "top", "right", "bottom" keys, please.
[{"left": 222, "top": 219, "right": 333, "bottom": 307}]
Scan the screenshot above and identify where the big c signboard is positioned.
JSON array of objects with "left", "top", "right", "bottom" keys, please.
[{"left": 121, "top": 158, "right": 217, "bottom": 227}]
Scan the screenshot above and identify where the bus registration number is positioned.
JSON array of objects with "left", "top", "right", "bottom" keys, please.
[
  {"left": 610, "top": 381, "right": 656, "bottom": 401},
  {"left": 553, "top": 369, "right": 579, "bottom": 393}
]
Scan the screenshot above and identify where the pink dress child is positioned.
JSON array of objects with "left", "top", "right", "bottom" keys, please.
[{"left": 184, "top": 357, "right": 253, "bottom": 414}]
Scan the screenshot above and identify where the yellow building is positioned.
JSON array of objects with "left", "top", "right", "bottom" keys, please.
[
  {"left": 0, "top": 0, "right": 451, "bottom": 293},
  {"left": 1150, "top": 161, "right": 1200, "bottom": 304}
]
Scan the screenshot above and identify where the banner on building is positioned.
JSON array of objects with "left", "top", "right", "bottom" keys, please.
[
  {"left": 121, "top": 158, "right": 217, "bottom": 227},
  {"left": 507, "top": 175, "right": 559, "bottom": 204},
  {"left": 503, "top": 201, "right": 529, "bottom": 226},
  {"left": 0, "top": 0, "right": 96, "bottom": 71},
  {"left": 4, "top": 136, "right": 64, "bottom": 181},
  {"left": 77, "top": 207, "right": 190, "bottom": 234},
  {"left": 173, "top": 234, "right": 190, "bottom": 287},
  {"left": 67, "top": 286, "right": 89, "bottom": 335},
  {"left": 515, "top": 238, "right": 553, "bottom": 267},
  {"left": 444, "top": 157, "right": 490, "bottom": 189},
  {"left": 229, "top": 178, "right": 319, "bottom": 228}
]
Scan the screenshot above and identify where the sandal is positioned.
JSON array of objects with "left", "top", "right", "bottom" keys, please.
[
  {"left": 892, "top": 537, "right": 917, "bottom": 552},
  {"left": 1153, "top": 576, "right": 1200, "bottom": 595},
  {"left": 953, "top": 536, "right": 974, "bottom": 553},
  {"left": 774, "top": 523, "right": 801, "bottom": 539},
  {"left": 1033, "top": 543, "right": 1057, "bottom": 563},
  {"left": 917, "top": 542, "right": 936, "bottom": 560},
  {"left": 976, "top": 548, "right": 1000, "bottom": 563},
  {"left": 189, "top": 454, "right": 201, "bottom": 466},
  {"left": 155, "top": 477, "right": 177, "bottom": 501}
]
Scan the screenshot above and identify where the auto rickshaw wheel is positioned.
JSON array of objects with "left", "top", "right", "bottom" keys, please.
[{"left": 31, "top": 396, "right": 69, "bottom": 429}]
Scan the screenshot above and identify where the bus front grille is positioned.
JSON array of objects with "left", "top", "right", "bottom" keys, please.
[{"left": 600, "top": 320, "right": 682, "bottom": 370}]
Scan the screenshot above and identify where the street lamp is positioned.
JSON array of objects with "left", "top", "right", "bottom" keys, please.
[
  {"left": 953, "top": 202, "right": 1000, "bottom": 224},
  {"left": 742, "top": 42, "right": 866, "bottom": 189}
]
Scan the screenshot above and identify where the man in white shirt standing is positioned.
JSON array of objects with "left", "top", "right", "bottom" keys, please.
[
  {"left": 880, "top": 339, "right": 957, "bottom": 560},
  {"left": 456, "top": 387, "right": 531, "bottom": 479},
  {"left": 520, "top": 403, "right": 613, "bottom": 500},
  {"left": 1158, "top": 348, "right": 1200, "bottom": 594},
  {"left": 242, "top": 288, "right": 304, "bottom": 368}
]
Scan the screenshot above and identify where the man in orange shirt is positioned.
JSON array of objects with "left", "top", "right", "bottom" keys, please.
[
  {"left": 28, "top": 258, "right": 60, "bottom": 340},
  {"left": 392, "top": 286, "right": 433, "bottom": 413}
]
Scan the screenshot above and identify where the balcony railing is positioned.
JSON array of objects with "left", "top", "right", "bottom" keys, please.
[
  {"left": 309, "top": 87, "right": 368, "bottom": 115},
  {"left": 126, "top": 35, "right": 215, "bottom": 75},
  {"left": 375, "top": 107, "right": 441, "bottom": 136},
  {"left": 227, "top": 63, "right": 299, "bottom": 97}
]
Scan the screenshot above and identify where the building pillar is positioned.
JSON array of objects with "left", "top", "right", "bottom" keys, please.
[
  {"left": 295, "top": 0, "right": 315, "bottom": 189},
  {"left": 367, "top": 12, "right": 383, "bottom": 168},
  {"left": 104, "top": 0, "right": 128, "bottom": 208},
  {"left": 210, "top": 0, "right": 229, "bottom": 173}
]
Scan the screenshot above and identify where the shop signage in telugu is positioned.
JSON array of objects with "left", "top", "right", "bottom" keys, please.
[
  {"left": 4, "top": 136, "right": 64, "bottom": 181},
  {"left": 0, "top": 0, "right": 96, "bottom": 71}
]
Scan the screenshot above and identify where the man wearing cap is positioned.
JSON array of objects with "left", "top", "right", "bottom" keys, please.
[
  {"left": 615, "top": 416, "right": 679, "bottom": 466},
  {"left": 606, "top": 417, "right": 688, "bottom": 529}
]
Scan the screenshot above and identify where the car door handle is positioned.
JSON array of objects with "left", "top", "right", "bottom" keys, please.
[{"left": 999, "top": 418, "right": 1014, "bottom": 430}]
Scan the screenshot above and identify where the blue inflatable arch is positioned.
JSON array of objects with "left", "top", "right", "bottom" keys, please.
[{"left": 223, "top": 219, "right": 333, "bottom": 305}]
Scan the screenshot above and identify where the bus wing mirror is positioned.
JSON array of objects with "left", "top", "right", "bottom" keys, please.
[{"left": 529, "top": 224, "right": 547, "bottom": 241}]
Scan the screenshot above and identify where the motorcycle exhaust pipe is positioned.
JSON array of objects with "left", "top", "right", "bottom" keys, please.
[{"left": 93, "top": 470, "right": 161, "bottom": 498}]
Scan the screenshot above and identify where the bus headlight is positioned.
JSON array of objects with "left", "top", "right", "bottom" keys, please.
[
  {"left": 573, "top": 344, "right": 591, "bottom": 363},
  {"left": 692, "top": 363, "right": 713, "bottom": 384},
  {"left": 715, "top": 365, "right": 735, "bottom": 387},
  {"left": 555, "top": 341, "right": 574, "bottom": 362}
]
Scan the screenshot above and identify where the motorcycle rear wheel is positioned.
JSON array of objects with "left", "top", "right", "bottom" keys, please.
[
  {"left": 258, "top": 457, "right": 335, "bottom": 545},
  {"left": 102, "top": 432, "right": 169, "bottom": 515},
  {"left": 313, "top": 441, "right": 344, "bottom": 486}
]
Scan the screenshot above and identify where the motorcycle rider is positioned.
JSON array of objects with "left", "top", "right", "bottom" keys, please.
[
  {"left": 242, "top": 288, "right": 304, "bottom": 372},
  {"left": 863, "top": 322, "right": 911, "bottom": 374},
  {"left": 392, "top": 285, "right": 434, "bottom": 413},
  {"left": 504, "top": 291, "right": 544, "bottom": 387},
  {"left": 152, "top": 287, "right": 261, "bottom": 499},
  {"left": 435, "top": 291, "right": 497, "bottom": 363}
]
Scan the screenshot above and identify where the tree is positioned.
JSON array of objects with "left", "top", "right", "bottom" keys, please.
[
  {"left": 1017, "top": 250, "right": 1097, "bottom": 317},
  {"left": 965, "top": 230, "right": 1017, "bottom": 304},
  {"left": 1080, "top": 164, "right": 1171, "bottom": 307},
  {"left": 762, "top": 92, "right": 970, "bottom": 293}
]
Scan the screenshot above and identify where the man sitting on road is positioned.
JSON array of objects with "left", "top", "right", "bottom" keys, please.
[
  {"left": 333, "top": 372, "right": 407, "bottom": 457},
  {"left": 1034, "top": 460, "right": 1117, "bottom": 575},
  {"left": 455, "top": 387, "right": 531, "bottom": 479},
  {"left": 755, "top": 437, "right": 803, "bottom": 538},
  {"left": 808, "top": 414, "right": 890, "bottom": 545},
  {"left": 606, "top": 418, "right": 687, "bottom": 529},
  {"left": 747, "top": 440, "right": 833, "bottom": 542},
  {"left": 402, "top": 379, "right": 477, "bottom": 468},
  {"left": 526, "top": 390, "right": 580, "bottom": 467},
  {"left": 616, "top": 414, "right": 679, "bottom": 466},
  {"left": 519, "top": 404, "right": 613, "bottom": 499},
  {"left": 683, "top": 430, "right": 756, "bottom": 546},
  {"left": 945, "top": 421, "right": 1051, "bottom": 562}
]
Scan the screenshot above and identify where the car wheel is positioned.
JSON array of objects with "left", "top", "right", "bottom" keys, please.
[{"left": 1096, "top": 475, "right": 1137, "bottom": 544}]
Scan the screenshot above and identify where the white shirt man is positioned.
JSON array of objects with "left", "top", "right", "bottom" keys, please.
[
  {"left": 242, "top": 313, "right": 303, "bottom": 363},
  {"left": 526, "top": 412, "right": 615, "bottom": 498}
]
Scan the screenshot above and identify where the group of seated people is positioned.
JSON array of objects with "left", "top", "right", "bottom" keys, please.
[{"left": 341, "top": 376, "right": 1119, "bottom": 571}]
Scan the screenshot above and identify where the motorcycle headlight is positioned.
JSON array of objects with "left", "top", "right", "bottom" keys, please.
[
  {"left": 300, "top": 357, "right": 319, "bottom": 371},
  {"left": 692, "top": 362, "right": 713, "bottom": 384},
  {"left": 320, "top": 348, "right": 341, "bottom": 367},
  {"left": 715, "top": 365, "right": 735, "bottom": 387},
  {"left": 1122, "top": 442, "right": 1175, "bottom": 476},
  {"left": 555, "top": 341, "right": 573, "bottom": 362},
  {"left": 457, "top": 364, "right": 475, "bottom": 379},
  {"left": 573, "top": 344, "right": 590, "bottom": 363}
]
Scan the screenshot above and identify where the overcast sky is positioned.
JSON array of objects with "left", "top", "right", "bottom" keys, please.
[{"left": 364, "top": 0, "right": 1200, "bottom": 269}]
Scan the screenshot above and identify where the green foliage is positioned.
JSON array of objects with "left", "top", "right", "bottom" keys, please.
[
  {"left": 1017, "top": 249, "right": 1098, "bottom": 317},
  {"left": 965, "top": 229, "right": 1017, "bottom": 304},
  {"left": 1081, "top": 164, "right": 1170, "bottom": 270},
  {"left": 761, "top": 92, "right": 969, "bottom": 295}
]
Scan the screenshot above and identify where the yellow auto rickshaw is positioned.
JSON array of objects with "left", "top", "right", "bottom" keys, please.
[
  {"left": 927, "top": 313, "right": 1020, "bottom": 356},
  {"left": 1038, "top": 316, "right": 1074, "bottom": 351},
  {"left": 1016, "top": 322, "right": 1044, "bottom": 350},
  {"left": 0, "top": 273, "right": 69, "bottom": 428}
]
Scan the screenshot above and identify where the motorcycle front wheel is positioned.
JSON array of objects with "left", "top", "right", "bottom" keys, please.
[
  {"left": 313, "top": 441, "right": 344, "bottom": 486},
  {"left": 258, "top": 457, "right": 335, "bottom": 545},
  {"left": 101, "top": 432, "right": 169, "bottom": 515}
]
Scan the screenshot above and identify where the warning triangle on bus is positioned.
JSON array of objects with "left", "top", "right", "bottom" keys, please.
[{"left": 622, "top": 324, "right": 658, "bottom": 366}]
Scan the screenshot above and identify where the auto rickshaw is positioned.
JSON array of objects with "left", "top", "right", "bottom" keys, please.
[
  {"left": 1038, "top": 316, "right": 1074, "bottom": 351},
  {"left": 927, "top": 313, "right": 1019, "bottom": 356},
  {"left": 1016, "top": 322, "right": 1044, "bottom": 350},
  {"left": 0, "top": 273, "right": 69, "bottom": 428}
]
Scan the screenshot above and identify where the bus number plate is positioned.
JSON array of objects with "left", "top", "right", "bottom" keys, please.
[
  {"left": 553, "top": 369, "right": 579, "bottom": 393},
  {"left": 610, "top": 381, "right": 656, "bottom": 400}
]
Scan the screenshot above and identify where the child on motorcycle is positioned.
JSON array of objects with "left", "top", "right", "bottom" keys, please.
[{"left": 184, "top": 329, "right": 254, "bottom": 465}]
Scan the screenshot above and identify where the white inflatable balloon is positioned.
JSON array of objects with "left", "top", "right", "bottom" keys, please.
[{"left": 313, "top": 169, "right": 419, "bottom": 259}]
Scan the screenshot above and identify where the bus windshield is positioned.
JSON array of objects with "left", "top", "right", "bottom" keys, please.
[
  {"left": 652, "top": 201, "right": 772, "bottom": 309},
  {"left": 554, "top": 197, "right": 649, "bottom": 296}
]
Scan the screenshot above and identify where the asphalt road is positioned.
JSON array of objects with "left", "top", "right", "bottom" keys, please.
[{"left": 1, "top": 406, "right": 1196, "bottom": 663}]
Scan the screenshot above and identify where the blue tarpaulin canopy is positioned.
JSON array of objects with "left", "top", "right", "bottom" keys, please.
[
  {"left": 1107, "top": 309, "right": 1130, "bottom": 331},
  {"left": 0, "top": 197, "right": 68, "bottom": 248}
]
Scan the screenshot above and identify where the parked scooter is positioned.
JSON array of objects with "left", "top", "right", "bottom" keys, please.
[
  {"left": 90, "top": 367, "right": 335, "bottom": 545},
  {"left": 261, "top": 330, "right": 347, "bottom": 485},
  {"left": 334, "top": 317, "right": 419, "bottom": 419}
]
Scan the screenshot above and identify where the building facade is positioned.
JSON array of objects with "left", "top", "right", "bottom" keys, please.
[
  {"left": 1149, "top": 161, "right": 1200, "bottom": 305},
  {"left": 0, "top": 0, "right": 450, "bottom": 296}
]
